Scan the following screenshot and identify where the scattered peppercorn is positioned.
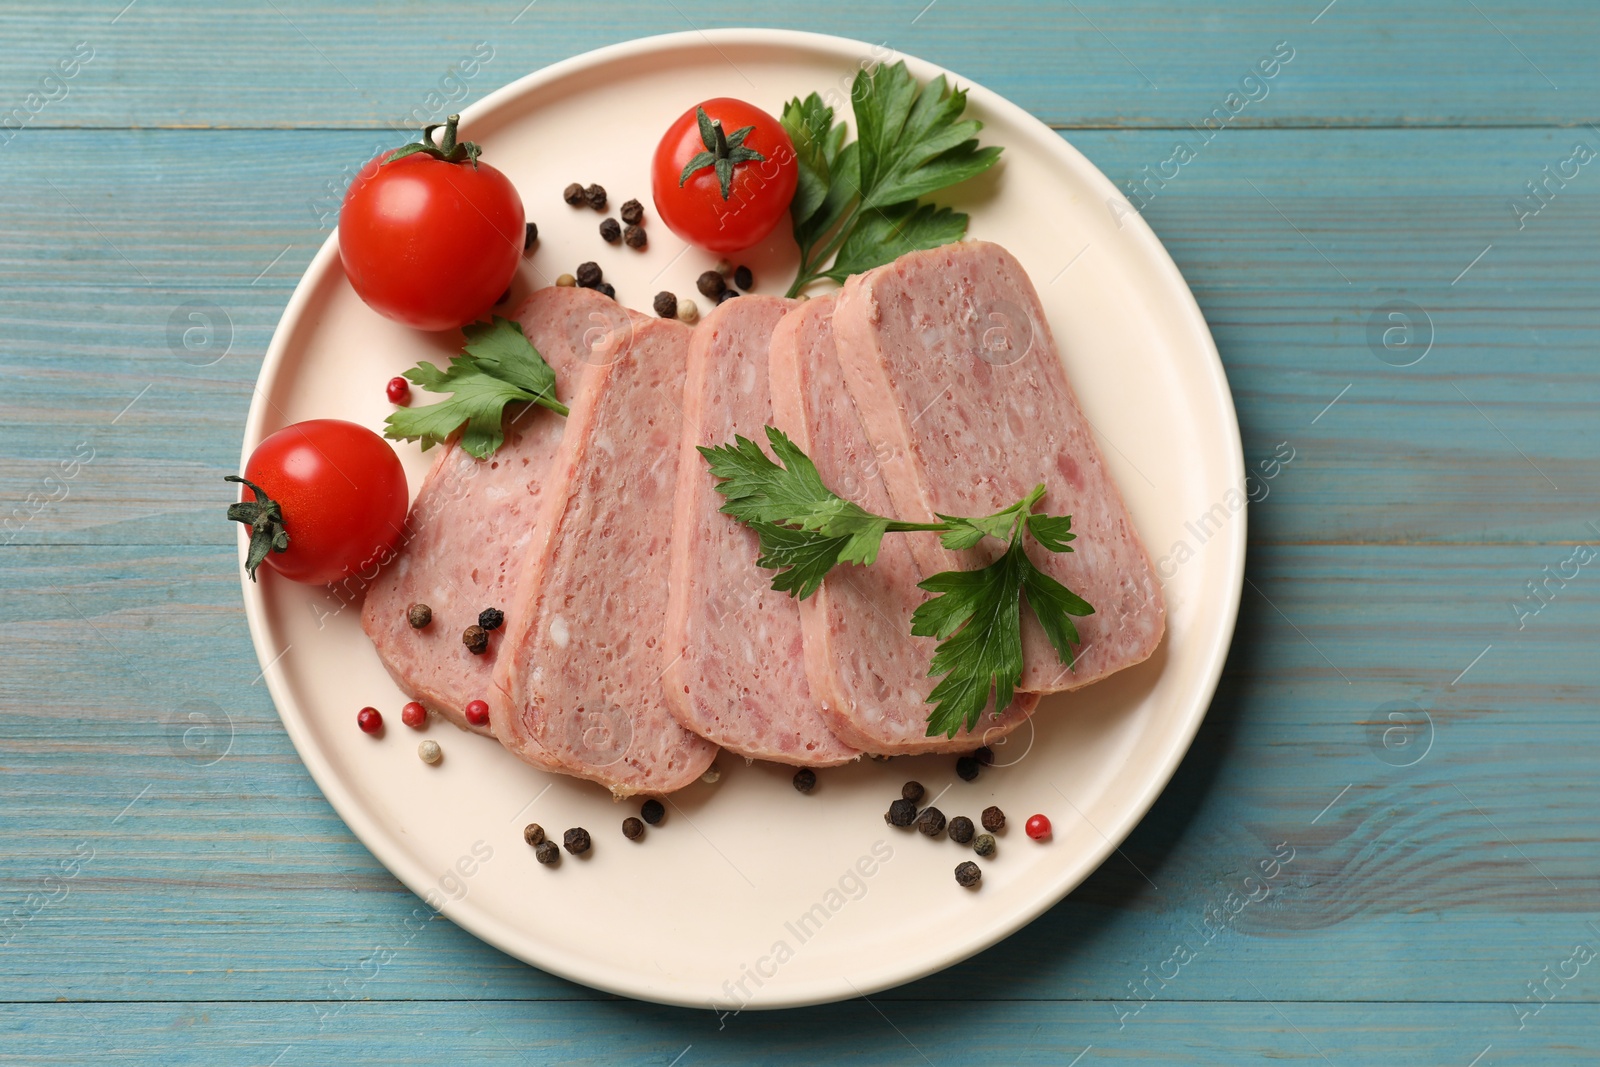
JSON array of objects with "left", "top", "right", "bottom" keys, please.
[
  {"left": 407, "top": 603, "right": 432, "bottom": 629},
  {"left": 418, "top": 739, "right": 442, "bottom": 765},
  {"left": 955, "top": 861, "right": 982, "bottom": 888},
  {"left": 948, "top": 816, "right": 975, "bottom": 844},
  {"left": 534, "top": 840, "right": 560, "bottom": 865},
  {"left": 1025, "top": 813, "right": 1052, "bottom": 840},
  {"left": 696, "top": 270, "right": 726, "bottom": 299},
  {"left": 575, "top": 261, "right": 602, "bottom": 288},
  {"left": 583, "top": 183, "right": 607, "bottom": 210},
  {"left": 623, "top": 224, "right": 647, "bottom": 249},
  {"left": 563, "top": 182, "right": 585, "bottom": 206},
  {"left": 620, "top": 198, "right": 644, "bottom": 225},
  {"left": 902, "top": 781, "right": 925, "bottom": 803},
  {"left": 464, "top": 699, "right": 490, "bottom": 727},
  {"left": 973, "top": 833, "right": 997, "bottom": 858},
  {"left": 462, "top": 625, "right": 488, "bottom": 655},
  {"left": 524, "top": 222, "right": 538, "bottom": 251},
  {"left": 563, "top": 827, "right": 591, "bottom": 855},
  {"left": 653, "top": 291, "right": 678, "bottom": 319},
  {"left": 676, "top": 298, "right": 699, "bottom": 324},
  {"left": 955, "top": 756, "right": 980, "bottom": 782},
  {"left": 717, "top": 288, "right": 739, "bottom": 305},
  {"left": 793, "top": 768, "right": 817, "bottom": 793},
  {"left": 885, "top": 798, "right": 918, "bottom": 827},
  {"left": 401, "top": 701, "right": 427, "bottom": 729},
  {"left": 713, "top": 258, "right": 734, "bottom": 277},
  {"left": 622, "top": 816, "right": 644, "bottom": 841},
  {"left": 386, "top": 376, "right": 411, "bottom": 404},
  {"left": 981, "top": 806, "right": 1006, "bottom": 833},
  {"left": 555, "top": 273, "right": 577, "bottom": 287},
  {"left": 597, "top": 281, "right": 616, "bottom": 299},
  {"left": 917, "top": 806, "right": 947, "bottom": 837},
  {"left": 733, "top": 264, "right": 753, "bottom": 290},
  {"left": 599, "top": 217, "right": 621, "bottom": 243},
  {"left": 699, "top": 761, "right": 719, "bottom": 783},
  {"left": 640, "top": 798, "right": 665, "bottom": 825},
  {"left": 478, "top": 608, "right": 505, "bottom": 632},
  {"left": 523, "top": 823, "right": 546, "bottom": 847},
  {"left": 975, "top": 746, "right": 995, "bottom": 766},
  {"left": 356, "top": 707, "right": 383, "bottom": 734}
]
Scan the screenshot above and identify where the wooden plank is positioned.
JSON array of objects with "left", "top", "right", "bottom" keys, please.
[{"left": 0, "top": 0, "right": 1595, "bottom": 130}]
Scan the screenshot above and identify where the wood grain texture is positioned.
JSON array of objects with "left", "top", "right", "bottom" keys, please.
[{"left": 3, "top": 3, "right": 1599, "bottom": 1063}]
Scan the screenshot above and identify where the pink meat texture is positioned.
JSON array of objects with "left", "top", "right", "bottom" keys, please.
[
  {"left": 830, "top": 241, "right": 1166, "bottom": 692},
  {"left": 664, "top": 295, "right": 859, "bottom": 766},
  {"left": 361, "top": 287, "right": 640, "bottom": 741},
  {"left": 768, "top": 293, "right": 1039, "bottom": 754},
  {"left": 492, "top": 315, "right": 719, "bottom": 796}
]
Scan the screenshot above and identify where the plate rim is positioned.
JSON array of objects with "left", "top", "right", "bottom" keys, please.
[{"left": 238, "top": 26, "right": 1246, "bottom": 1010}]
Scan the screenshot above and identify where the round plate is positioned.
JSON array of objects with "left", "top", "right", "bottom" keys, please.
[{"left": 241, "top": 29, "right": 1244, "bottom": 1010}]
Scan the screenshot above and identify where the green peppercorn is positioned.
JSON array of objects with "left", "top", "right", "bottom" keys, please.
[
  {"left": 697, "top": 270, "right": 726, "bottom": 299},
  {"left": 563, "top": 827, "right": 591, "bottom": 855},
  {"left": 793, "top": 768, "right": 817, "bottom": 793},
  {"left": 622, "top": 817, "right": 644, "bottom": 841},
  {"left": 555, "top": 273, "right": 577, "bottom": 287},
  {"left": 534, "top": 840, "right": 559, "bottom": 865},
  {"left": 600, "top": 217, "right": 621, "bottom": 242},
  {"left": 523, "top": 823, "right": 546, "bottom": 847},
  {"left": 973, "top": 833, "right": 996, "bottom": 858},
  {"left": 620, "top": 199, "right": 644, "bottom": 225},
  {"left": 462, "top": 625, "right": 488, "bottom": 655},
  {"left": 948, "top": 816, "right": 975, "bottom": 845},
  {"left": 407, "top": 603, "right": 432, "bottom": 629},
  {"left": 478, "top": 608, "right": 505, "bottom": 631},
  {"left": 955, "top": 861, "right": 981, "bottom": 888},
  {"left": 653, "top": 291, "right": 678, "bottom": 319},
  {"left": 640, "top": 798, "right": 665, "bottom": 825},
  {"left": 901, "top": 781, "right": 925, "bottom": 803},
  {"left": 917, "top": 806, "right": 946, "bottom": 837},
  {"left": 885, "top": 798, "right": 917, "bottom": 827},
  {"left": 981, "top": 806, "right": 1005, "bottom": 833},
  {"left": 955, "top": 756, "right": 980, "bottom": 781}
]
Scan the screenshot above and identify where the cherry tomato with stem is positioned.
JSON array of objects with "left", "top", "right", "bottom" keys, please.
[{"left": 651, "top": 98, "right": 797, "bottom": 254}]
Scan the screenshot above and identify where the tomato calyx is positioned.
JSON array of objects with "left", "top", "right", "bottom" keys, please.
[
  {"left": 384, "top": 113, "right": 482, "bottom": 170},
  {"left": 678, "top": 106, "right": 767, "bottom": 200},
  {"left": 225, "top": 475, "right": 290, "bottom": 581}
]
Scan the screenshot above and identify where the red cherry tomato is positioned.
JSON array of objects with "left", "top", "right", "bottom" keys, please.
[
  {"left": 1025, "top": 814, "right": 1052, "bottom": 841},
  {"left": 652, "top": 98, "right": 797, "bottom": 254},
  {"left": 340, "top": 115, "right": 524, "bottom": 332},
  {"left": 232, "top": 419, "right": 408, "bottom": 586}
]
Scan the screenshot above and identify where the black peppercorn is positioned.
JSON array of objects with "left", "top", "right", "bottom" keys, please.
[
  {"left": 407, "top": 603, "right": 432, "bottom": 629},
  {"left": 981, "top": 806, "right": 1005, "bottom": 833},
  {"left": 640, "top": 798, "right": 665, "bottom": 825},
  {"left": 583, "top": 183, "right": 607, "bottom": 210},
  {"left": 956, "top": 756, "right": 980, "bottom": 782},
  {"left": 563, "top": 827, "right": 591, "bottom": 855},
  {"left": 793, "top": 768, "right": 817, "bottom": 793},
  {"left": 620, "top": 198, "right": 644, "bottom": 225},
  {"left": 948, "top": 816, "right": 975, "bottom": 845},
  {"left": 623, "top": 224, "right": 647, "bottom": 249},
  {"left": 462, "top": 625, "right": 488, "bottom": 655},
  {"left": 575, "top": 261, "right": 602, "bottom": 288},
  {"left": 717, "top": 288, "right": 739, "bottom": 305},
  {"left": 973, "top": 833, "right": 996, "bottom": 858},
  {"left": 600, "top": 217, "right": 621, "bottom": 242},
  {"left": 497, "top": 287, "right": 512, "bottom": 305},
  {"left": 696, "top": 270, "right": 726, "bottom": 299},
  {"left": 523, "top": 823, "right": 545, "bottom": 847},
  {"left": 622, "top": 816, "right": 644, "bottom": 841},
  {"left": 653, "top": 291, "right": 678, "bottom": 319},
  {"left": 524, "top": 222, "right": 538, "bottom": 251},
  {"left": 733, "top": 264, "right": 753, "bottom": 290},
  {"left": 597, "top": 282, "right": 616, "bottom": 299},
  {"left": 955, "top": 860, "right": 982, "bottom": 888},
  {"left": 563, "top": 182, "right": 585, "bottom": 206},
  {"left": 885, "top": 798, "right": 917, "bottom": 827},
  {"left": 975, "top": 745, "right": 994, "bottom": 766},
  {"left": 901, "top": 781, "right": 925, "bottom": 803},
  {"left": 917, "top": 806, "right": 946, "bottom": 837},
  {"left": 534, "top": 840, "right": 560, "bottom": 865},
  {"left": 478, "top": 608, "right": 505, "bottom": 631}
]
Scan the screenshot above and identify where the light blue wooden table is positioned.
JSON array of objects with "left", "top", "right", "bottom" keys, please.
[{"left": 4, "top": 1, "right": 1598, "bottom": 1063}]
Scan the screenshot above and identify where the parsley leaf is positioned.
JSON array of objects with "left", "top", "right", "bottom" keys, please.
[
  {"left": 384, "top": 316, "right": 569, "bottom": 459},
  {"left": 779, "top": 62, "right": 1003, "bottom": 297},
  {"left": 912, "top": 541, "right": 1027, "bottom": 737}
]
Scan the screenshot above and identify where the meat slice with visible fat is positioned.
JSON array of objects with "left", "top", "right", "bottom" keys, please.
[
  {"left": 492, "top": 316, "right": 718, "bottom": 796},
  {"left": 769, "top": 293, "right": 1037, "bottom": 754},
  {"left": 361, "top": 287, "right": 641, "bottom": 746},
  {"left": 664, "top": 296, "right": 859, "bottom": 767},
  {"left": 831, "top": 242, "right": 1165, "bottom": 693}
]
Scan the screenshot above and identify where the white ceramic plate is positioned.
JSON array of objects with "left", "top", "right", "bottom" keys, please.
[{"left": 241, "top": 28, "right": 1245, "bottom": 1010}]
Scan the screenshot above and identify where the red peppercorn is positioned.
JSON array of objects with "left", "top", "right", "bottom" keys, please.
[
  {"left": 464, "top": 699, "right": 490, "bottom": 727},
  {"left": 1025, "top": 814, "right": 1052, "bottom": 841},
  {"left": 356, "top": 707, "right": 383, "bottom": 734},
  {"left": 401, "top": 701, "right": 427, "bottom": 729},
  {"left": 386, "top": 376, "right": 411, "bottom": 404}
]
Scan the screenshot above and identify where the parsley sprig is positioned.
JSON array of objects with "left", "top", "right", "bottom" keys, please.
[
  {"left": 700, "top": 427, "right": 1094, "bottom": 737},
  {"left": 780, "top": 62, "right": 1003, "bottom": 297},
  {"left": 384, "top": 316, "right": 568, "bottom": 459}
]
